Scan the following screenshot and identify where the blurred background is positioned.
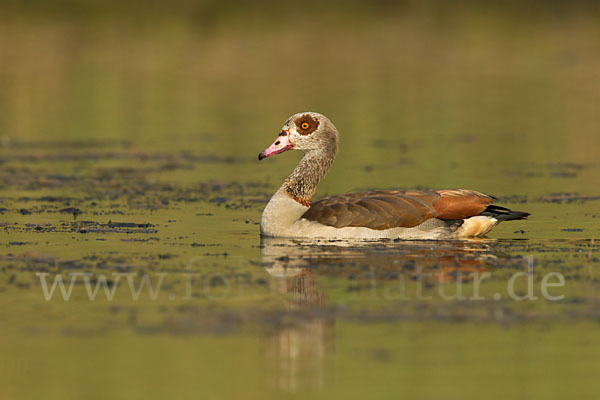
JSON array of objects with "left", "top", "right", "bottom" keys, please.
[{"left": 2, "top": 0, "right": 599, "bottom": 157}]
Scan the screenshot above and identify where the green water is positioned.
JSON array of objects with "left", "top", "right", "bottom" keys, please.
[{"left": 1, "top": 3, "right": 600, "bottom": 399}]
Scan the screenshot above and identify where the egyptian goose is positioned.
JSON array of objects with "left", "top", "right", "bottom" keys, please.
[{"left": 258, "top": 112, "right": 529, "bottom": 239}]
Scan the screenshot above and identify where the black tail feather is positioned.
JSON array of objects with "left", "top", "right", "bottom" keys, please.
[{"left": 481, "top": 205, "right": 530, "bottom": 221}]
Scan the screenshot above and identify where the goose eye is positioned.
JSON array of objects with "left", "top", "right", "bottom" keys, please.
[{"left": 294, "top": 115, "right": 320, "bottom": 135}]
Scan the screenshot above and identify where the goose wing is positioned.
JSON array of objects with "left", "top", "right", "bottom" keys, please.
[{"left": 301, "top": 189, "right": 495, "bottom": 230}]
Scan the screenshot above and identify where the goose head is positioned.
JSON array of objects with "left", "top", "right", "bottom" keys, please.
[{"left": 258, "top": 112, "right": 339, "bottom": 160}]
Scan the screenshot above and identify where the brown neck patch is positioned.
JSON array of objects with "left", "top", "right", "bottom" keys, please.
[
  {"left": 294, "top": 114, "right": 320, "bottom": 135},
  {"left": 286, "top": 192, "right": 312, "bottom": 207}
]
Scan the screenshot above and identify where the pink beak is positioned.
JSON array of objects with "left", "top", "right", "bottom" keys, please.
[{"left": 258, "top": 132, "right": 294, "bottom": 160}]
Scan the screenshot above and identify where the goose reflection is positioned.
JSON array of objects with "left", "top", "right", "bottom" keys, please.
[
  {"left": 260, "top": 237, "right": 334, "bottom": 392},
  {"left": 260, "top": 237, "right": 505, "bottom": 392}
]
